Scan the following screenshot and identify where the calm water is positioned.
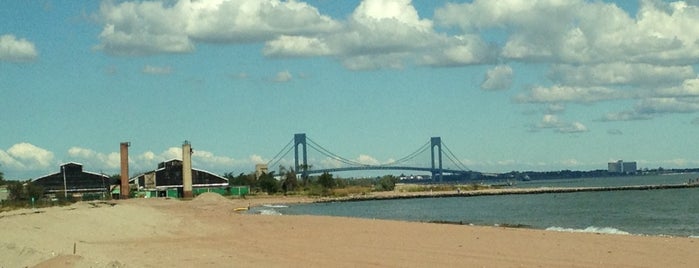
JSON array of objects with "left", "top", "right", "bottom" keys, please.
[{"left": 260, "top": 174, "right": 699, "bottom": 237}]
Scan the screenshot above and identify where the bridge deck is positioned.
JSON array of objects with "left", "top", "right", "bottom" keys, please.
[{"left": 305, "top": 166, "right": 471, "bottom": 175}]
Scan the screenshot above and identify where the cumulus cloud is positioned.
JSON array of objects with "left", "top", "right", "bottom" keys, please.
[
  {"left": 0, "top": 143, "right": 54, "bottom": 170},
  {"left": 436, "top": 0, "right": 699, "bottom": 64},
  {"left": 481, "top": 65, "right": 513, "bottom": 90},
  {"left": 68, "top": 147, "right": 121, "bottom": 170},
  {"left": 516, "top": 85, "right": 629, "bottom": 104},
  {"left": 0, "top": 34, "right": 38, "bottom": 62},
  {"left": 66, "top": 146, "right": 252, "bottom": 175},
  {"left": 548, "top": 63, "right": 695, "bottom": 87},
  {"left": 355, "top": 154, "right": 380, "bottom": 166},
  {"left": 95, "top": 0, "right": 339, "bottom": 56},
  {"left": 91, "top": 0, "right": 699, "bottom": 132},
  {"left": 530, "top": 114, "right": 588, "bottom": 134}
]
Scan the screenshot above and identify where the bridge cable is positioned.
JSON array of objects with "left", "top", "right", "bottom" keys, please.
[
  {"left": 380, "top": 140, "right": 431, "bottom": 167},
  {"left": 306, "top": 142, "right": 369, "bottom": 167},
  {"left": 441, "top": 141, "right": 471, "bottom": 171},
  {"left": 266, "top": 138, "right": 295, "bottom": 168}
]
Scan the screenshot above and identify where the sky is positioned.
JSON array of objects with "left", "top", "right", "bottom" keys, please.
[{"left": 2, "top": 0, "right": 699, "bottom": 179}]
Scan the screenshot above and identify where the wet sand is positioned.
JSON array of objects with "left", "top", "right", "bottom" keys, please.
[{"left": 2, "top": 192, "right": 699, "bottom": 267}]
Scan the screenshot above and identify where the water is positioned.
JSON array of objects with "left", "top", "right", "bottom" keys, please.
[{"left": 257, "top": 174, "right": 699, "bottom": 237}]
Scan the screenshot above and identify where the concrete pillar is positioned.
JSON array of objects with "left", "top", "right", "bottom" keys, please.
[
  {"left": 120, "top": 142, "right": 130, "bottom": 199},
  {"left": 182, "top": 141, "right": 193, "bottom": 198}
]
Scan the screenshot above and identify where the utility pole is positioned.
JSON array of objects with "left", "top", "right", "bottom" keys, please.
[{"left": 62, "top": 165, "right": 67, "bottom": 198}]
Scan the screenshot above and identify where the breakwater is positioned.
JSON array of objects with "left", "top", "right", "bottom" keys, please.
[{"left": 317, "top": 183, "right": 699, "bottom": 203}]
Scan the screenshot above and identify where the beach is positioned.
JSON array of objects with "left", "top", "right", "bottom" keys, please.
[{"left": 2, "top": 192, "right": 699, "bottom": 267}]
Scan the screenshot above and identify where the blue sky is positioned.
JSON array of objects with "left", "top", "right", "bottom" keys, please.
[{"left": 2, "top": 0, "right": 699, "bottom": 179}]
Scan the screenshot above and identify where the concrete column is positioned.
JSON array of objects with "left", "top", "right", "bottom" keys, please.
[
  {"left": 182, "top": 141, "right": 193, "bottom": 198},
  {"left": 120, "top": 142, "right": 130, "bottom": 199}
]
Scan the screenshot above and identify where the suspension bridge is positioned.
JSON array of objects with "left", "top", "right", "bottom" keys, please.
[{"left": 266, "top": 133, "right": 478, "bottom": 182}]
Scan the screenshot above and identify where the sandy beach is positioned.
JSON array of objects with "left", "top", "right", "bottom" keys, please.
[{"left": 2, "top": 192, "right": 699, "bottom": 268}]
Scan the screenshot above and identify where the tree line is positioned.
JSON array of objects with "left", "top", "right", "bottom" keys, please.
[{"left": 224, "top": 166, "right": 399, "bottom": 196}]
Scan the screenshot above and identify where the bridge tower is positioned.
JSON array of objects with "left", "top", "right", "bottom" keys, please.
[
  {"left": 294, "top": 133, "right": 308, "bottom": 178},
  {"left": 431, "top": 137, "right": 443, "bottom": 182}
]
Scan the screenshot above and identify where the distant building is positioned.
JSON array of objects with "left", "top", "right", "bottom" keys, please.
[
  {"left": 130, "top": 159, "right": 232, "bottom": 198},
  {"left": 608, "top": 160, "right": 637, "bottom": 174},
  {"left": 255, "top": 164, "right": 268, "bottom": 179},
  {"left": 32, "top": 162, "right": 110, "bottom": 198}
]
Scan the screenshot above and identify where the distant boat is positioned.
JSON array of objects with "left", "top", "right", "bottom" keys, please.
[{"left": 522, "top": 175, "right": 531, "bottom": 181}]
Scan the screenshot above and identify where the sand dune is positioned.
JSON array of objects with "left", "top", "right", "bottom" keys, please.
[{"left": 2, "top": 193, "right": 699, "bottom": 267}]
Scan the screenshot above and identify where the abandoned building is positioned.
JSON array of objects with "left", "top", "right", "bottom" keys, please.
[
  {"left": 129, "top": 159, "right": 236, "bottom": 198},
  {"left": 32, "top": 162, "right": 110, "bottom": 199}
]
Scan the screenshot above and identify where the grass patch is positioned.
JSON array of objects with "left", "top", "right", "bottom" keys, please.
[{"left": 332, "top": 186, "right": 372, "bottom": 197}]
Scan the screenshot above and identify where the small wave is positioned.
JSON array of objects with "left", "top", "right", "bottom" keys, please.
[
  {"left": 263, "top": 204, "right": 289, "bottom": 208},
  {"left": 546, "top": 226, "right": 630, "bottom": 235},
  {"left": 258, "top": 209, "right": 282, "bottom": 215}
]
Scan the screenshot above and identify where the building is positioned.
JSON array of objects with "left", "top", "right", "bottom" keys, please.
[
  {"left": 608, "top": 160, "right": 637, "bottom": 174},
  {"left": 32, "top": 162, "right": 110, "bottom": 199},
  {"left": 255, "top": 164, "right": 268, "bottom": 179},
  {"left": 129, "top": 159, "right": 237, "bottom": 198}
]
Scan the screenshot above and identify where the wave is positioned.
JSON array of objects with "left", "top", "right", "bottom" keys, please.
[
  {"left": 258, "top": 209, "right": 283, "bottom": 215},
  {"left": 546, "top": 226, "right": 630, "bottom": 235},
  {"left": 263, "top": 204, "right": 289, "bottom": 208}
]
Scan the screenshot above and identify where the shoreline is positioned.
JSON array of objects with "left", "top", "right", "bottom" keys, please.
[
  {"left": 305, "top": 182, "right": 699, "bottom": 203},
  {"left": 240, "top": 183, "right": 699, "bottom": 238},
  {"left": 4, "top": 192, "right": 699, "bottom": 267}
]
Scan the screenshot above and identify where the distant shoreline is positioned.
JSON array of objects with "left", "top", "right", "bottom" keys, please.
[{"left": 312, "top": 183, "right": 699, "bottom": 203}]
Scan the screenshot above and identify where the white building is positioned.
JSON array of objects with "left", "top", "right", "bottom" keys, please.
[{"left": 608, "top": 160, "right": 637, "bottom": 174}]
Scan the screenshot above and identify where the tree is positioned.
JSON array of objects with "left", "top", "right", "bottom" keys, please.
[
  {"left": 0, "top": 164, "right": 5, "bottom": 185},
  {"left": 6, "top": 181, "right": 44, "bottom": 201},
  {"left": 317, "top": 172, "right": 335, "bottom": 189},
  {"left": 7, "top": 181, "right": 24, "bottom": 200},
  {"left": 25, "top": 182, "right": 44, "bottom": 200},
  {"left": 224, "top": 172, "right": 256, "bottom": 187},
  {"left": 375, "top": 175, "right": 398, "bottom": 191},
  {"left": 257, "top": 172, "right": 279, "bottom": 194},
  {"left": 281, "top": 166, "right": 298, "bottom": 194},
  {"left": 299, "top": 164, "right": 312, "bottom": 186}
]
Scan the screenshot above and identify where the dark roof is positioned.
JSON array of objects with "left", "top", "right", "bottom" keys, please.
[
  {"left": 33, "top": 163, "right": 109, "bottom": 193},
  {"left": 130, "top": 159, "right": 228, "bottom": 189}
]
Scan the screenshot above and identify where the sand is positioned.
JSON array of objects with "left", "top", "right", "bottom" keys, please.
[{"left": 2, "top": 192, "right": 699, "bottom": 268}]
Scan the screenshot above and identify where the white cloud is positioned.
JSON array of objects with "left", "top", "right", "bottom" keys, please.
[
  {"left": 481, "top": 64, "right": 513, "bottom": 91},
  {"left": 530, "top": 114, "right": 588, "bottom": 134},
  {"left": 0, "top": 143, "right": 54, "bottom": 170},
  {"left": 95, "top": 1, "right": 193, "bottom": 56},
  {"left": 95, "top": 0, "right": 339, "bottom": 56},
  {"left": 68, "top": 147, "right": 121, "bottom": 170},
  {"left": 264, "top": 35, "right": 331, "bottom": 57},
  {"left": 265, "top": 0, "right": 496, "bottom": 69},
  {"left": 548, "top": 63, "right": 695, "bottom": 87},
  {"left": 636, "top": 97, "right": 699, "bottom": 114},
  {"left": 142, "top": 65, "right": 172, "bottom": 75},
  {"left": 600, "top": 110, "right": 653, "bottom": 122},
  {"left": 0, "top": 34, "right": 38, "bottom": 62},
  {"left": 249, "top": 155, "right": 265, "bottom": 165},
  {"left": 558, "top": 122, "right": 589, "bottom": 133},
  {"left": 435, "top": 0, "right": 699, "bottom": 64},
  {"left": 516, "top": 85, "right": 629, "bottom": 104},
  {"left": 273, "top": 70, "right": 293, "bottom": 82},
  {"left": 355, "top": 154, "right": 380, "bottom": 166}
]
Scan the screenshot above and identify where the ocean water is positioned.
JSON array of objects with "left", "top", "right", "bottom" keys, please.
[{"left": 259, "top": 173, "right": 699, "bottom": 237}]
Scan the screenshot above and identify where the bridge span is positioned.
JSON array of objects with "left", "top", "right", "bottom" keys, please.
[{"left": 267, "top": 133, "right": 476, "bottom": 182}]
